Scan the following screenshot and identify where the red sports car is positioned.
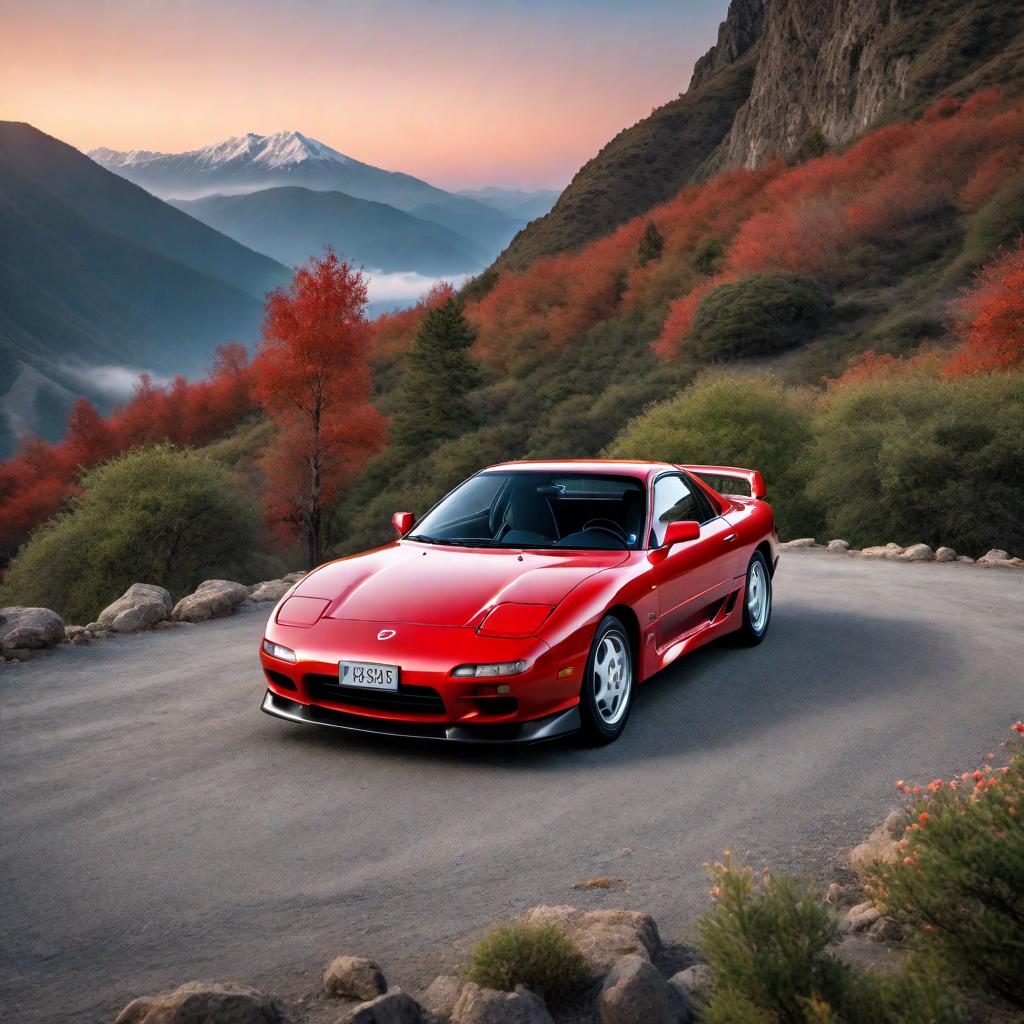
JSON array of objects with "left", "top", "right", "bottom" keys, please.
[{"left": 260, "top": 460, "right": 778, "bottom": 745}]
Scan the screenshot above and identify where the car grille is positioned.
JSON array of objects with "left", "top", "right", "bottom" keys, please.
[{"left": 304, "top": 674, "right": 447, "bottom": 715}]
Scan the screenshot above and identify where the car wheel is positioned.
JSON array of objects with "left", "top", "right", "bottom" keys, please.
[
  {"left": 735, "top": 550, "right": 772, "bottom": 646},
  {"left": 577, "top": 615, "right": 634, "bottom": 745}
]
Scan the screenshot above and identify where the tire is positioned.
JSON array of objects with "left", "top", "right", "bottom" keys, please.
[
  {"left": 577, "top": 615, "right": 634, "bottom": 745},
  {"left": 735, "top": 550, "right": 772, "bottom": 646}
]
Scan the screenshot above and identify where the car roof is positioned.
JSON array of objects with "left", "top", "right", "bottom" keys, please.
[{"left": 483, "top": 459, "right": 676, "bottom": 478}]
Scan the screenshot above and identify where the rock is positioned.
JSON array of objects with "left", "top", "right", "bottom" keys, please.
[
  {"left": 451, "top": 983, "right": 553, "bottom": 1024},
  {"left": 860, "top": 545, "right": 889, "bottom": 559},
  {"left": 841, "top": 901, "right": 881, "bottom": 933},
  {"left": 899, "top": 543, "right": 933, "bottom": 562},
  {"left": 883, "top": 809, "right": 905, "bottom": 838},
  {"left": 282, "top": 571, "right": 306, "bottom": 583},
  {"left": 324, "top": 955, "right": 388, "bottom": 1001},
  {"left": 669, "top": 963, "right": 712, "bottom": 1002},
  {"left": 421, "top": 976, "right": 463, "bottom": 1021},
  {"left": 825, "top": 882, "right": 843, "bottom": 905},
  {"left": 867, "top": 915, "right": 904, "bottom": 942},
  {"left": 5, "top": 647, "right": 35, "bottom": 662},
  {"left": 934, "top": 546, "right": 957, "bottom": 562},
  {"left": 600, "top": 955, "right": 687, "bottom": 1024},
  {"left": 826, "top": 539, "right": 849, "bottom": 553},
  {"left": 979, "top": 549, "right": 1010, "bottom": 563},
  {"left": 97, "top": 583, "right": 173, "bottom": 632},
  {"left": 780, "top": 538, "right": 817, "bottom": 548},
  {"left": 0, "top": 606, "right": 66, "bottom": 652},
  {"left": 848, "top": 822, "right": 899, "bottom": 880},
  {"left": 249, "top": 579, "right": 292, "bottom": 603},
  {"left": 172, "top": 579, "right": 251, "bottom": 623},
  {"left": 113, "top": 981, "right": 282, "bottom": 1024},
  {"left": 343, "top": 989, "right": 423, "bottom": 1024},
  {"left": 956, "top": 555, "right": 975, "bottom": 563},
  {"left": 64, "top": 624, "right": 87, "bottom": 639},
  {"left": 525, "top": 905, "right": 661, "bottom": 975}
]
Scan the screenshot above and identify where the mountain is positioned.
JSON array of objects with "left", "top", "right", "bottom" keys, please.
[
  {"left": 90, "top": 131, "right": 523, "bottom": 257},
  {"left": 496, "top": 0, "right": 1024, "bottom": 271},
  {"left": 170, "top": 187, "right": 489, "bottom": 274},
  {"left": 457, "top": 187, "right": 560, "bottom": 222},
  {"left": 0, "top": 123, "right": 293, "bottom": 456}
]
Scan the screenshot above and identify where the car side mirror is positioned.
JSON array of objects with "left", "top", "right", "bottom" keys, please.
[
  {"left": 392, "top": 511, "right": 415, "bottom": 537},
  {"left": 662, "top": 520, "right": 701, "bottom": 547}
]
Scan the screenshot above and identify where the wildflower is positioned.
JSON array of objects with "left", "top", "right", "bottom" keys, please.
[
  {"left": 895, "top": 779, "right": 905, "bottom": 790},
  {"left": 918, "top": 811, "right": 930, "bottom": 825},
  {"left": 913, "top": 785, "right": 921, "bottom": 795},
  {"left": 1013, "top": 720, "right": 1024, "bottom": 735}
]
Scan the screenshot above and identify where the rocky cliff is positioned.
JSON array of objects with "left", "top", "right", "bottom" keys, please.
[{"left": 494, "top": 0, "right": 1024, "bottom": 272}]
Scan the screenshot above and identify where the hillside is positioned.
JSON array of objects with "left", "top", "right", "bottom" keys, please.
[
  {"left": 0, "top": 123, "right": 289, "bottom": 300},
  {"left": 0, "top": 125, "right": 293, "bottom": 456},
  {"left": 496, "top": 0, "right": 1024, "bottom": 271},
  {"left": 171, "top": 187, "right": 489, "bottom": 274}
]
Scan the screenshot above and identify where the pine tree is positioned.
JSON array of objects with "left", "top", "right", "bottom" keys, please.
[
  {"left": 390, "top": 297, "right": 481, "bottom": 453},
  {"left": 637, "top": 220, "right": 664, "bottom": 267}
]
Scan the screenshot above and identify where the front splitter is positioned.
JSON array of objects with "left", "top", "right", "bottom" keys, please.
[{"left": 260, "top": 689, "right": 581, "bottom": 744}]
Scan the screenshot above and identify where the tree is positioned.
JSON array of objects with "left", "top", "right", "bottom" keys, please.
[
  {"left": 0, "top": 446, "right": 260, "bottom": 623},
  {"left": 637, "top": 220, "right": 664, "bottom": 267},
  {"left": 389, "top": 296, "right": 480, "bottom": 453},
  {"left": 254, "top": 248, "right": 385, "bottom": 567}
]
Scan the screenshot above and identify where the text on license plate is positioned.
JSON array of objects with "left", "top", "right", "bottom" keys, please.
[{"left": 338, "top": 660, "right": 399, "bottom": 691}]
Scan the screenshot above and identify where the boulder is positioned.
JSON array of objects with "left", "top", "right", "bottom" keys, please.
[
  {"left": 343, "top": 989, "right": 422, "bottom": 1024},
  {"left": 113, "top": 981, "right": 282, "bottom": 1024},
  {"left": 249, "top": 579, "right": 292, "bottom": 603},
  {"left": 860, "top": 546, "right": 889, "bottom": 559},
  {"left": 172, "top": 580, "right": 251, "bottom": 623},
  {"left": 826, "top": 539, "right": 850, "bottom": 553},
  {"left": 780, "top": 538, "right": 817, "bottom": 548},
  {"left": 841, "top": 901, "right": 881, "bottom": 933},
  {"left": 883, "top": 809, "right": 906, "bottom": 838},
  {"left": 600, "top": 955, "right": 687, "bottom": 1024},
  {"left": 899, "top": 543, "right": 933, "bottom": 562},
  {"left": 868, "top": 915, "right": 904, "bottom": 942},
  {"left": 282, "top": 571, "right": 306, "bottom": 584},
  {"left": 848, "top": 821, "right": 899, "bottom": 880},
  {"left": 324, "top": 955, "right": 388, "bottom": 1001},
  {"left": 525, "top": 905, "right": 661, "bottom": 975},
  {"left": 451, "top": 984, "right": 552, "bottom": 1024},
  {"left": 979, "top": 549, "right": 1010, "bottom": 563},
  {"left": 421, "top": 976, "right": 463, "bottom": 1021},
  {"left": 97, "top": 583, "right": 173, "bottom": 632},
  {"left": 669, "top": 963, "right": 711, "bottom": 1002},
  {"left": 934, "top": 546, "right": 957, "bottom": 562},
  {"left": 0, "top": 606, "right": 66, "bottom": 652}
]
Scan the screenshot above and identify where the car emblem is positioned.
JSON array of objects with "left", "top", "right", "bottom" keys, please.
[{"left": 377, "top": 629, "right": 396, "bottom": 640}]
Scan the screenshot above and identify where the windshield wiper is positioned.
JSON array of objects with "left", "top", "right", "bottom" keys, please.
[{"left": 407, "top": 534, "right": 495, "bottom": 548}]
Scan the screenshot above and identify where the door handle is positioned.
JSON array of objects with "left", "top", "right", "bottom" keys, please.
[{"left": 724, "top": 533, "right": 736, "bottom": 542}]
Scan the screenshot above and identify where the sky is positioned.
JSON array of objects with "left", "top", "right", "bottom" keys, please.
[{"left": 0, "top": 0, "right": 729, "bottom": 190}]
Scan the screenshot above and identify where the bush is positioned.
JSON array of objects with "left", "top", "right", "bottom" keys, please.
[
  {"left": 698, "top": 857, "right": 954, "bottom": 1024},
  {"left": 807, "top": 371, "right": 1024, "bottom": 554},
  {"left": 605, "top": 374, "right": 823, "bottom": 539},
  {"left": 465, "top": 920, "right": 591, "bottom": 1007},
  {"left": 869, "top": 724, "right": 1024, "bottom": 1011},
  {"left": 687, "top": 273, "right": 832, "bottom": 360},
  {"left": 0, "top": 445, "right": 261, "bottom": 623}
]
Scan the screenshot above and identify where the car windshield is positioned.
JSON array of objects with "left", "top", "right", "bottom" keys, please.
[{"left": 408, "top": 471, "right": 646, "bottom": 551}]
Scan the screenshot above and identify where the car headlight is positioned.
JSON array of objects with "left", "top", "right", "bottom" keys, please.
[
  {"left": 452, "top": 660, "right": 527, "bottom": 678},
  {"left": 477, "top": 603, "right": 553, "bottom": 638},
  {"left": 262, "top": 639, "right": 297, "bottom": 663}
]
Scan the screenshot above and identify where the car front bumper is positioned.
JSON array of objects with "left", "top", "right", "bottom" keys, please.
[{"left": 260, "top": 689, "right": 581, "bottom": 744}]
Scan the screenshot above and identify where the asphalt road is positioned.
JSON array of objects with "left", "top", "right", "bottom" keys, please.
[{"left": 2, "top": 551, "right": 1022, "bottom": 1023}]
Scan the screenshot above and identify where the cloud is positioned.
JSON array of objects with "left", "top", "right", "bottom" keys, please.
[
  {"left": 68, "top": 364, "right": 171, "bottom": 400},
  {"left": 364, "top": 269, "right": 470, "bottom": 304}
]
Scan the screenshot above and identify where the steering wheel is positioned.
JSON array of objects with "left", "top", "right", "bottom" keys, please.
[{"left": 583, "top": 519, "right": 629, "bottom": 544}]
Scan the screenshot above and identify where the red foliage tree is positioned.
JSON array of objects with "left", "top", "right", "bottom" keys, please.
[
  {"left": 254, "top": 249, "right": 385, "bottom": 567},
  {"left": 946, "top": 239, "right": 1024, "bottom": 376}
]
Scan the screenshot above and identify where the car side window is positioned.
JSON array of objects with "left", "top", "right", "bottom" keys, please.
[
  {"left": 683, "top": 474, "right": 719, "bottom": 524},
  {"left": 649, "top": 475, "right": 705, "bottom": 547}
]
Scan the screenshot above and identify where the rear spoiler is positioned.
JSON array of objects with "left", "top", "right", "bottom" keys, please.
[{"left": 679, "top": 464, "right": 767, "bottom": 501}]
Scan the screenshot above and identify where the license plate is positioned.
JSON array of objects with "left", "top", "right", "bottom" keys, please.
[{"left": 338, "top": 660, "right": 399, "bottom": 691}]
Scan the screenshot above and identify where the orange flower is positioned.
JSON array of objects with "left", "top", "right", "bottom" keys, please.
[{"left": 918, "top": 811, "right": 930, "bottom": 825}]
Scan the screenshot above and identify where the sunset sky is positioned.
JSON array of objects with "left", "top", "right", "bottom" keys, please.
[{"left": 1, "top": 0, "right": 729, "bottom": 190}]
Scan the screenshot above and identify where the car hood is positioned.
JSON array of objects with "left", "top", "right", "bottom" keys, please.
[{"left": 291, "top": 542, "right": 628, "bottom": 628}]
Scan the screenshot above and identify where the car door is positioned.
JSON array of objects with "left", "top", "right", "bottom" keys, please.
[{"left": 648, "top": 473, "right": 738, "bottom": 649}]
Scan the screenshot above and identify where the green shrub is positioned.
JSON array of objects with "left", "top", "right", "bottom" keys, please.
[
  {"left": 0, "top": 445, "right": 261, "bottom": 623},
  {"left": 807, "top": 371, "right": 1024, "bottom": 554},
  {"left": 698, "top": 857, "right": 954, "bottom": 1024},
  {"left": 605, "top": 374, "right": 823, "bottom": 539},
  {"left": 692, "top": 236, "right": 726, "bottom": 277},
  {"left": 688, "top": 273, "right": 832, "bottom": 360},
  {"left": 869, "top": 726, "right": 1024, "bottom": 1011},
  {"left": 466, "top": 920, "right": 591, "bottom": 1007}
]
